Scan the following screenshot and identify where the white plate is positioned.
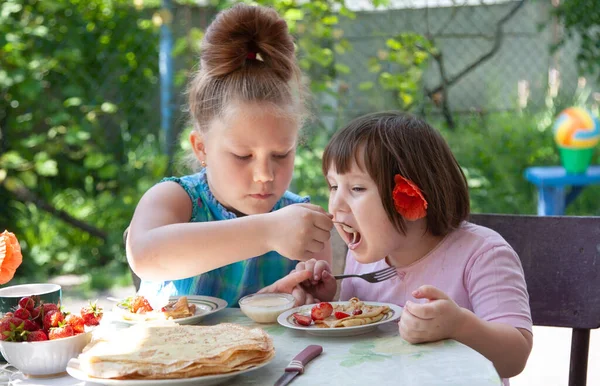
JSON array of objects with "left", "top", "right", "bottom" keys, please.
[
  {"left": 66, "top": 356, "right": 272, "bottom": 386},
  {"left": 113, "top": 296, "right": 227, "bottom": 325},
  {"left": 277, "top": 301, "right": 402, "bottom": 337}
]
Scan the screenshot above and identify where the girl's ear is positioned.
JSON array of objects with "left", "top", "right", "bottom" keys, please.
[{"left": 189, "top": 131, "right": 207, "bottom": 163}]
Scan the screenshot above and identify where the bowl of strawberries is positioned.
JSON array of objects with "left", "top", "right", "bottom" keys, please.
[{"left": 0, "top": 296, "right": 103, "bottom": 377}]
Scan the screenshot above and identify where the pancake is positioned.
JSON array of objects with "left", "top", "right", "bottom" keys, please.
[
  {"left": 314, "top": 297, "right": 391, "bottom": 328},
  {"left": 77, "top": 323, "right": 274, "bottom": 379}
]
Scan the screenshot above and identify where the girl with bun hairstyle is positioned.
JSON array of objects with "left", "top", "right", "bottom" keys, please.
[{"left": 126, "top": 4, "right": 333, "bottom": 306}]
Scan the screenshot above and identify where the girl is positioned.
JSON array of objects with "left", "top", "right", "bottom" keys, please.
[
  {"left": 267, "top": 112, "right": 532, "bottom": 382},
  {"left": 126, "top": 4, "right": 333, "bottom": 307}
]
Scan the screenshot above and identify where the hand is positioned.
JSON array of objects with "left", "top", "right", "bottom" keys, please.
[
  {"left": 266, "top": 204, "right": 333, "bottom": 261},
  {"left": 398, "top": 285, "right": 467, "bottom": 344},
  {"left": 296, "top": 259, "right": 337, "bottom": 302},
  {"left": 258, "top": 270, "right": 321, "bottom": 306}
]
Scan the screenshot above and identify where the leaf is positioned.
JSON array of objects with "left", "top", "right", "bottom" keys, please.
[
  {"left": 98, "top": 164, "right": 119, "bottom": 179},
  {"left": 84, "top": 153, "right": 108, "bottom": 169},
  {"left": 334, "top": 63, "right": 350, "bottom": 75},
  {"left": 359, "top": 81, "right": 374, "bottom": 91},
  {"left": 19, "top": 171, "right": 38, "bottom": 188},
  {"left": 283, "top": 9, "right": 303, "bottom": 22},
  {"left": 35, "top": 159, "right": 58, "bottom": 177},
  {"left": 100, "top": 102, "right": 118, "bottom": 114},
  {"left": 64, "top": 97, "right": 82, "bottom": 107},
  {"left": 0, "top": 151, "right": 28, "bottom": 169}
]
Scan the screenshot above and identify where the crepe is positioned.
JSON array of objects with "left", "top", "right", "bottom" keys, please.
[
  {"left": 118, "top": 296, "right": 197, "bottom": 322},
  {"left": 77, "top": 323, "right": 274, "bottom": 379},
  {"left": 314, "top": 297, "right": 391, "bottom": 328}
]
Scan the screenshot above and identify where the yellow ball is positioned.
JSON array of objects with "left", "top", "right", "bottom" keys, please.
[{"left": 553, "top": 107, "right": 600, "bottom": 149}]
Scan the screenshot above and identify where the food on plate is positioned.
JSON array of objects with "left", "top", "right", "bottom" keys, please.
[
  {"left": 293, "top": 297, "right": 391, "bottom": 328},
  {"left": 117, "top": 295, "right": 196, "bottom": 321},
  {"left": 0, "top": 296, "right": 102, "bottom": 342},
  {"left": 310, "top": 302, "right": 333, "bottom": 321},
  {"left": 75, "top": 323, "right": 274, "bottom": 379}
]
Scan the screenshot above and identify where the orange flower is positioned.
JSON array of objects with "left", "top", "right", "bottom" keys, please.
[
  {"left": 0, "top": 231, "right": 23, "bottom": 285},
  {"left": 392, "top": 174, "right": 428, "bottom": 221}
]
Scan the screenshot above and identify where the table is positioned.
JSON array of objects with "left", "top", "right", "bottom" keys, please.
[
  {"left": 6, "top": 309, "right": 502, "bottom": 386},
  {"left": 524, "top": 166, "right": 600, "bottom": 215}
]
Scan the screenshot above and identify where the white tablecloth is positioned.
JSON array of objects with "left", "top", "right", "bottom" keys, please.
[{"left": 4, "top": 309, "right": 502, "bottom": 386}]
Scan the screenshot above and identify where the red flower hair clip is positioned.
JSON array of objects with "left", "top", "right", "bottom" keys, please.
[{"left": 392, "top": 174, "right": 428, "bottom": 220}]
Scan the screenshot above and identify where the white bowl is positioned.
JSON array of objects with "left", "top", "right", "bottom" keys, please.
[
  {"left": 0, "top": 331, "right": 92, "bottom": 377},
  {"left": 239, "top": 293, "right": 295, "bottom": 323}
]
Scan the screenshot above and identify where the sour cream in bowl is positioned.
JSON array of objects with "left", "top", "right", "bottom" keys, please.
[{"left": 239, "top": 293, "right": 295, "bottom": 323}]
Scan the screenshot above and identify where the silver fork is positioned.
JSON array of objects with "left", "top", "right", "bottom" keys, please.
[{"left": 333, "top": 266, "right": 398, "bottom": 283}]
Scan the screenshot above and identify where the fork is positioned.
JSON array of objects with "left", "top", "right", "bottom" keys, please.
[{"left": 333, "top": 266, "right": 398, "bottom": 283}]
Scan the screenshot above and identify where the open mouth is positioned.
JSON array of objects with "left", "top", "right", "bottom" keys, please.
[{"left": 339, "top": 223, "right": 362, "bottom": 250}]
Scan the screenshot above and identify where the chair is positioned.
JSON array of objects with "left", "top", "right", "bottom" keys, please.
[{"left": 469, "top": 213, "right": 600, "bottom": 386}]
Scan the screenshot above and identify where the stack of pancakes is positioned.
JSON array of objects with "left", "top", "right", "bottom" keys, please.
[{"left": 76, "top": 323, "right": 274, "bottom": 379}]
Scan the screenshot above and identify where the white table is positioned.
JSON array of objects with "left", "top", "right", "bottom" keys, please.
[{"left": 5, "top": 309, "right": 502, "bottom": 386}]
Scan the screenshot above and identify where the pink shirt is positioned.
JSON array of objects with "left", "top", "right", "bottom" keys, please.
[{"left": 340, "top": 222, "right": 532, "bottom": 384}]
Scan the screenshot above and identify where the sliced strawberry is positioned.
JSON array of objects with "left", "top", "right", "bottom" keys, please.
[
  {"left": 48, "top": 324, "right": 74, "bottom": 340},
  {"left": 352, "top": 309, "right": 363, "bottom": 315},
  {"left": 43, "top": 310, "right": 64, "bottom": 332},
  {"left": 310, "top": 302, "right": 333, "bottom": 321},
  {"left": 65, "top": 314, "right": 85, "bottom": 334},
  {"left": 334, "top": 311, "right": 350, "bottom": 319},
  {"left": 292, "top": 313, "right": 313, "bottom": 326}
]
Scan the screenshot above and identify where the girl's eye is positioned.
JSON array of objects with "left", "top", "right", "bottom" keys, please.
[
  {"left": 352, "top": 186, "right": 366, "bottom": 192},
  {"left": 233, "top": 154, "right": 251, "bottom": 160},
  {"left": 329, "top": 185, "right": 338, "bottom": 191},
  {"left": 273, "top": 152, "right": 290, "bottom": 159}
]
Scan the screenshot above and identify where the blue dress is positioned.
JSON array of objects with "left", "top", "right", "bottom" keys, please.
[{"left": 137, "top": 168, "right": 309, "bottom": 307}]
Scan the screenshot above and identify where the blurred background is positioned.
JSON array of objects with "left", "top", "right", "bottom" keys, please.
[{"left": 1, "top": 0, "right": 599, "bottom": 293}]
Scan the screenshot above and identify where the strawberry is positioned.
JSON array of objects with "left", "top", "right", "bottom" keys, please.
[
  {"left": 30, "top": 306, "right": 42, "bottom": 321},
  {"left": 42, "top": 303, "right": 59, "bottom": 314},
  {"left": 65, "top": 314, "right": 85, "bottom": 334},
  {"left": 26, "top": 330, "right": 48, "bottom": 342},
  {"left": 310, "top": 302, "right": 333, "bottom": 321},
  {"left": 48, "top": 324, "right": 74, "bottom": 340},
  {"left": 43, "top": 310, "right": 64, "bottom": 332},
  {"left": 2, "top": 312, "right": 14, "bottom": 319},
  {"left": 18, "top": 296, "right": 35, "bottom": 312},
  {"left": 80, "top": 301, "right": 103, "bottom": 326},
  {"left": 292, "top": 313, "right": 313, "bottom": 326},
  {"left": 132, "top": 296, "right": 153, "bottom": 314},
  {"left": 23, "top": 319, "right": 39, "bottom": 332},
  {"left": 334, "top": 311, "right": 350, "bottom": 319},
  {"left": 14, "top": 308, "right": 31, "bottom": 320},
  {"left": 352, "top": 309, "right": 363, "bottom": 315},
  {"left": 0, "top": 317, "right": 26, "bottom": 341}
]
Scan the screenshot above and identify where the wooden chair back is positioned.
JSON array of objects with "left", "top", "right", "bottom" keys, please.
[{"left": 469, "top": 213, "right": 600, "bottom": 386}]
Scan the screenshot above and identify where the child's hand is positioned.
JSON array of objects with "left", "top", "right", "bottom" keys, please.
[
  {"left": 398, "top": 285, "right": 467, "bottom": 344},
  {"left": 266, "top": 204, "right": 333, "bottom": 261},
  {"left": 296, "top": 259, "right": 337, "bottom": 302},
  {"left": 258, "top": 270, "right": 319, "bottom": 306}
]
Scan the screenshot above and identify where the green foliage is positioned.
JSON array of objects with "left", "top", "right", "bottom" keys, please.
[
  {"left": 553, "top": 0, "right": 600, "bottom": 81},
  {"left": 1, "top": 0, "right": 167, "bottom": 284}
]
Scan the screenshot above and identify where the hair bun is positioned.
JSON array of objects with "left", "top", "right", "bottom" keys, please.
[{"left": 201, "top": 4, "right": 296, "bottom": 81}]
